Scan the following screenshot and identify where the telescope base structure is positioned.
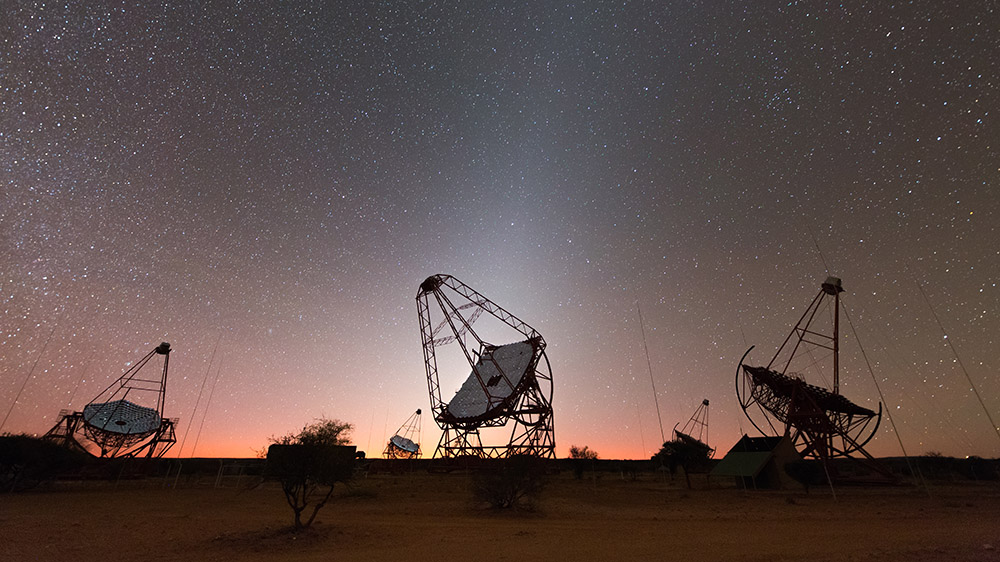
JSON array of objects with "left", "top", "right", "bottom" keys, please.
[
  {"left": 434, "top": 428, "right": 555, "bottom": 459},
  {"left": 738, "top": 367, "right": 894, "bottom": 481},
  {"left": 433, "top": 347, "right": 555, "bottom": 460},
  {"left": 740, "top": 365, "right": 882, "bottom": 461},
  {"left": 434, "top": 415, "right": 554, "bottom": 459}
]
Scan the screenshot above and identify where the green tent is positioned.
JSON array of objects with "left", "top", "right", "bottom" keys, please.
[{"left": 710, "top": 434, "right": 801, "bottom": 489}]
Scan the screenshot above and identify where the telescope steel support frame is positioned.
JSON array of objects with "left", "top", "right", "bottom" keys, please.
[
  {"left": 736, "top": 278, "right": 889, "bottom": 478},
  {"left": 417, "top": 275, "right": 555, "bottom": 460},
  {"left": 43, "top": 343, "right": 177, "bottom": 459}
]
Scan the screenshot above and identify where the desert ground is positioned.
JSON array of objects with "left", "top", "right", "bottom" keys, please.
[{"left": 2, "top": 469, "right": 999, "bottom": 562}]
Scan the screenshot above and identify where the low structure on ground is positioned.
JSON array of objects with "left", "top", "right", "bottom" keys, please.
[{"left": 711, "top": 434, "right": 801, "bottom": 489}]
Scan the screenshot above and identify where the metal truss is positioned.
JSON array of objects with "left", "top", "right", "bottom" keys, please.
[
  {"left": 736, "top": 278, "right": 888, "bottom": 477},
  {"left": 417, "top": 274, "right": 555, "bottom": 459},
  {"left": 43, "top": 343, "right": 178, "bottom": 459}
]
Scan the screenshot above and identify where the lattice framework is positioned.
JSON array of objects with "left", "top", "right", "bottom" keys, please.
[
  {"left": 45, "top": 342, "right": 177, "bottom": 459},
  {"left": 736, "top": 277, "right": 886, "bottom": 475},
  {"left": 417, "top": 275, "right": 555, "bottom": 459}
]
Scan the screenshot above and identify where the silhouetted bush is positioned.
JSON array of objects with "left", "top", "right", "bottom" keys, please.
[
  {"left": 471, "top": 455, "right": 546, "bottom": 510},
  {"left": 961, "top": 456, "right": 999, "bottom": 481},
  {"left": 616, "top": 460, "right": 640, "bottom": 481},
  {"left": 264, "top": 418, "right": 355, "bottom": 530},
  {"left": 652, "top": 438, "right": 713, "bottom": 489},
  {"left": 568, "top": 445, "right": 598, "bottom": 479},
  {"left": 913, "top": 454, "right": 1000, "bottom": 481},
  {"left": 0, "top": 433, "right": 91, "bottom": 492}
]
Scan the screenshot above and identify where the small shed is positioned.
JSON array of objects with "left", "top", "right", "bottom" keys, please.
[{"left": 710, "top": 434, "right": 801, "bottom": 489}]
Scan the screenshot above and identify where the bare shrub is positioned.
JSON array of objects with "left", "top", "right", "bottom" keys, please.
[
  {"left": 0, "top": 433, "right": 91, "bottom": 492},
  {"left": 471, "top": 455, "right": 546, "bottom": 510},
  {"left": 264, "top": 418, "right": 355, "bottom": 530},
  {"left": 568, "top": 445, "right": 598, "bottom": 479},
  {"left": 652, "top": 438, "right": 713, "bottom": 489}
]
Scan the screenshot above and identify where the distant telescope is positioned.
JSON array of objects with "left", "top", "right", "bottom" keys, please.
[
  {"left": 45, "top": 342, "right": 178, "bottom": 459},
  {"left": 384, "top": 409, "right": 422, "bottom": 459}
]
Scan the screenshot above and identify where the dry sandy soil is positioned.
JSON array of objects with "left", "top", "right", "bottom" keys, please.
[{"left": 2, "top": 471, "right": 999, "bottom": 562}]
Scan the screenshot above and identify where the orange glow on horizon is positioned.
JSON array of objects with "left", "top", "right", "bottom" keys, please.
[{"left": 175, "top": 437, "right": 660, "bottom": 461}]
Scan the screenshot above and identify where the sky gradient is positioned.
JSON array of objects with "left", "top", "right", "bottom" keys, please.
[{"left": 2, "top": 1, "right": 997, "bottom": 460}]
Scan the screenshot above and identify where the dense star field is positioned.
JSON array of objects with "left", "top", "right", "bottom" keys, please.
[{"left": 2, "top": 2, "right": 997, "bottom": 459}]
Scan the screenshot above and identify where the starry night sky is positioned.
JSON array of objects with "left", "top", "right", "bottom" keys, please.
[{"left": 2, "top": 1, "right": 997, "bottom": 460}]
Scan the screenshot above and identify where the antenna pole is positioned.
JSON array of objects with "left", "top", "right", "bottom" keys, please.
[
  {"left": 833, "top": 287, "right": 840, "bottom": 395},
  {"left": 1, "top": 321, "right": 59, "bottom": 433},
  {"left": 918, "top": 282, "right": 1000, "bottom": 447},
  {"left": 637, "top": 303, "right": 666, "bottom": 444}
]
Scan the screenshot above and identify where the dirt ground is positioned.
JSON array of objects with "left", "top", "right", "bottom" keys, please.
[{"left": 2, "top": 471, "right": 999, "bottom": 562}]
